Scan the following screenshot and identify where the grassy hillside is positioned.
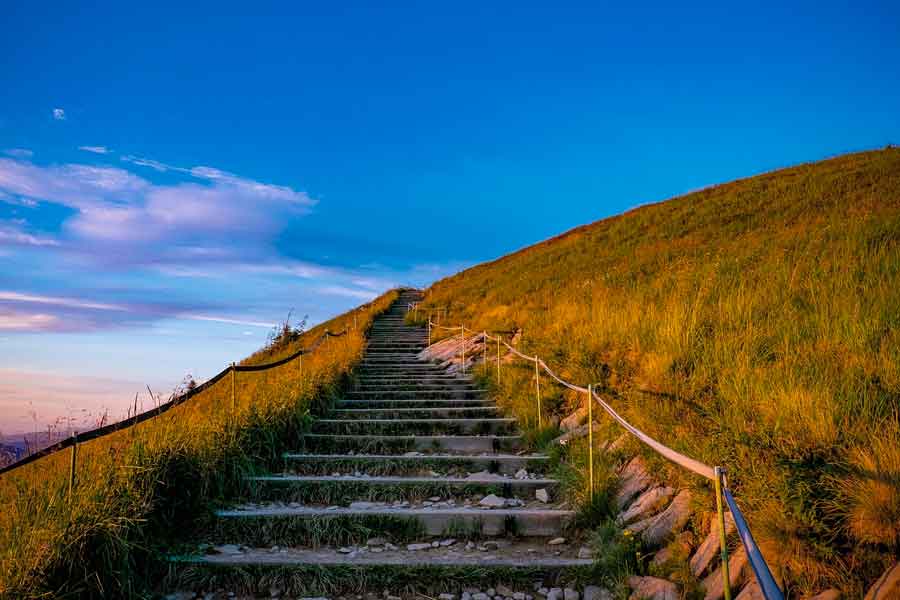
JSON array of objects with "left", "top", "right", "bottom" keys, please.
[
  {"left": 0, "top": 290, "right": 398, "bottom": 599},
  {"left": 414, "top": 148, "right": 900, "bottom": 596}
]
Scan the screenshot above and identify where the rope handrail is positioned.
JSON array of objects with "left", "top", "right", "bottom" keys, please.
[
  {"left": 0, "top": 328, "right": 350, "bottom": 476},
  {"left": 428, "top": 318, "right": 781, "bottom": 600}
]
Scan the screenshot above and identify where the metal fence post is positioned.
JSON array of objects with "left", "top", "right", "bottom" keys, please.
[
  {"left": 68, "top": 431, "right": 78, "bottom": 500},
  {"left": 497, "top": 336, "right": 501, "bottom": 381},
  {"left": 482, "top": 331, "right": 487, "bottom": 372},
  {"left": 460, "top": 325, "right": 466, "bottom": 374},
  {"left": 534, "top": 357, "right": 542, "bottom": 428},
  {"left": 587, "top": 384, "right": 594, "bottom": 496},
  {"left": 231, "top": 362, "right": 236, "bottom": 413},
  {"left": 715, "top": 466, "right": 732, "bottom": 600},
  {"left": 427, "top": 316, "right": 432, "bottom": 346}
]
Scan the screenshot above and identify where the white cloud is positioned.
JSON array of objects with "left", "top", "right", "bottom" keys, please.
[
  {"left": 0, "top": 222, "right": 60, "bottom": 247},
  {"left": 0, "top": 291, "right": 126, "bottom": 311},
  {"left": 317, "top": 285, "right": 379, "bottom": 300},
  {"left": 178, "top": 313, "right": 274, "bottom": 328},
  {"left": 52, "top": 108, "right": 65, "bottom": 120},
  {"left": 0, "top": 156, "right": 316, "bottom": 263},
  {"left": 3, "top": 149, "right": 33, "bottom": 159},
  {"left": 0, "top": 310, "right": 59, "bottom": 331},
  {"left": 78, "top": 146, "right": 110, "bottom": 155}
]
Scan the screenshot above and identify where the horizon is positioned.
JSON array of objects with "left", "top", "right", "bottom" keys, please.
[{"left": 2, "top": 2, "right": 900, "bottom": 436}]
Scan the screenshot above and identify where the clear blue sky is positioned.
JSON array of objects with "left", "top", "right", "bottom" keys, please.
[{"left": 1, "top": 2, "right": 898, "bottom": 434}]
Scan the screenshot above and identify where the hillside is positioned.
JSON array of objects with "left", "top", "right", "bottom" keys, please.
[
  {"left": 0, "top": 291, "right": 398, "bottom": 598},
  {"left": 414, "top": 148, "right": 900, "bottom": 596}
]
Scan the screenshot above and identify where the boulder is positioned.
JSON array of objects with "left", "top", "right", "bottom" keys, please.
[
  {"left": 690, "top": 512, "right": 736, "bottom": 576},
  {"left": 701, "top": 547, "right": 747, "bottom": 600},
  {"left": 536, "top": 488, "right": 550, "bottom": 503},
  {"left": 615, "top": 457, "right": 652, "bottom": 510},
  {"left": 865, "top": 562, "right": 900, "bottom": 600},
  {"left": 735, "top": 581, "right": 764, "bottom": 600},
  {"left": 553, "top": 422, "right": 601, "bottom": 446},
  {"left": 617, "top": 486, "right": 675, "bottom": 525},
  {"left": 651, "top": 531, "right": 693, "bottom": 567},
  {"left": 627, "top": 576, "right": 678, "bottom": 600},
  {"left": 806, "top": 591, "right": 841, "bottom": 600},
  {"left": 560, "top": 405, "right": 588, "bottom": 432},
  {"left": 636, "top": 490, "right": 693, "bottom": 547},
  {"left": 583, "top": 587, "right": 612, "bottom": 600},
  {"left": 479, "top": 494, "right": 507, "bottom": 508}
]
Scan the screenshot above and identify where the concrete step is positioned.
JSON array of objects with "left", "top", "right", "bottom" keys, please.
[
  {"left": 300, "top": 434, "right": 522, "bottom": 454},
  {"left": 246, "top": 474, "right": 560, "bottom": 503},
  {"left": 215, "top": 504, "right": 575, "bottom": 538},
  {"left": 328, "top": 407, "right": 499, "bottom": 420},
  {"left": 345, "top": 390, "right": 485, "bottom": 399},
  {"left": 336, "top": 399, "right": 495, "bottom": 409},
  {"left": 282, "top": 452, "right": 550, "bottom": 476},
  {"left": 311, "top": 418, "right": 516, "bottom": 436}
]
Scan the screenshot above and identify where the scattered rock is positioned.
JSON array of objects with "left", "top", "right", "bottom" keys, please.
[
  {"left": 406, "top": 543, "right": 432, "bottom": 551},
  {"left": 548, "top": 537, "right": 566, "bottom": 546},
  {"left": 547, "top": 589, "right": 563, "bottom": 600},
  {"left": 367, "top": 537, "right": 387, "bottom": 547},
  {"left": 735, "top": 580, "right": 765, "bottom": 600},
  {"left": 487, "top": 588, "right": 496, "bottom": 596},
  {"left": 462, "top": 593, "right": 472, "bottom": 600},
  {"left": 636, "top": 490, "right": 693, "bottom": 547},
  {"left": 482, "top": 541, "right": 501, "bottom": 550},
  {"left": 216, "top": 544, "right": 243, "bottom": 555},
  {"left": 535, "top": 488, "right": 550, "bottom": 503},
  {"left": 496, "top": 585, "right": 513, "bottom": 597},
  {"left": 617, "top": 486, "right": 676, "bottom": 525},
  {"left": 164, "top": 593, "right": 194, "bottom": 600},
  {"left": 701, "top": 547, "right": 747, "bottom": 600},
  {"left": 474, "top": 594, "right": 490, "bottom": 600},
  {"left": 560, "top": 404, "right": 588, "bottom": 432},
  {"left": 439, "top": 594, "right": 456, "bottom": 600},
  {"left": 578, "top": 547, "right": 593, "bottom": 559},
  {"left": 440, "top": 538, "right": 457, "bottom": 547},
  {"left": 651, "top": 531, "right": 693, "bottom": 567},
  {"left": 564, "top": 588, "right": 579, "bottom": 600},
  {"left": 428, "top": 496, "right": 442, "bottom": 502},
  {"left": 269, "top": 585, "right": 283, "bottom": 598},
  {"left": 866, "top": 562, "right": 900, "bottom": 600},
  {"left": 514, "top": 593, "right": 527, "bottom": 600},
  {"left": 615, "top": 457, "right": 652, "bottom": 510},
  {"left": 583, "top": 586, "right": 612, "bottom": 600},
  {"left": 690, "top": 512, "right": 736, "bottom": 576},
  {"left": 479, "top": 494, "right": 507, "bottom": 508},
  {"left": 806, "top": 590, "right": 841, "bottom": 600},
  {"left": 337, "top": 546, "right": 354, "bottom": 554},
  {"left": 627, "top": 576, "right": 678, "bottom": 600},
  {"left": 515, "top": 468, "right": 529, "bottom": 480}
]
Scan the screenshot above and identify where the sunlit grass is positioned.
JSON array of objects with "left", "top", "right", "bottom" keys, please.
[
  {"left": 0, "top": 290, "right": 398, "bottom": 599},
  {"left": 413, "top": 148, "right": 900, "bottom": 595}
]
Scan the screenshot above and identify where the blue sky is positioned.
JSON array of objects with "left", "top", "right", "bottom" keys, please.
[{"left": 1, "top": 2, "right": 899, "bottom": 435}]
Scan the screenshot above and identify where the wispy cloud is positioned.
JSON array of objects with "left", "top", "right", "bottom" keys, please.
[
  {"left": 0, "top": 155, "right": 315, "bottom": 266},
  {"left": 3, "top": 149, "right": 33, "bottom": 159},
  {"left": 0, "top": 222, "right": 59, "bottom": 247},
  {"left": 317, "top": 284, "right": 379, "bottom": 300},
  {"left": 0, "top": 291, "right": 126, "bottom": 311},
  {"left": 179, "top": 314, "right": 275, "bottom": 328},
  {"left": 0, "top": 310, "right": 59, "bottom": 331},
  {"left": 78, "top": 146, "right": 110, "bottom": 154},
  {"left": 52, "top": 108, "right": 66, "bottom": 120}
]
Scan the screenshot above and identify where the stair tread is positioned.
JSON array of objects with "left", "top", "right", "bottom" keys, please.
[{"left": 249, "top": 475, "right": 558, "bottom": 485}]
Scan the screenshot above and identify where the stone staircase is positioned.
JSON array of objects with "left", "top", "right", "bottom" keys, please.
[{"left": 167, "top": 291, "right": 589, "bottom": 598}]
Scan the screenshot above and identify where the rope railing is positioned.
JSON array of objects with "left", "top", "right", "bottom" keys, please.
[
  {"left": 0, "top": 328, "right": 350, "bottom": 477},
  {"left": 428, "top": 319, "right": 782, "bottom": 600}
]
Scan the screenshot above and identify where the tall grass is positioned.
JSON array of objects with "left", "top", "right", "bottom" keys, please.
[
  {"left": 0, "top": 290, "right": 398, "bottom": 599},
  {"left": 414, "top": 148, "right": 900, "bottom": 596}
]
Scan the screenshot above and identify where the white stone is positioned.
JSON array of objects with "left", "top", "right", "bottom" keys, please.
[
  {"left": 548, "top": 537, "right": 566, "bottom": 546},
  {"left": 627, "top": 576, "right": 678, "bottom": 600},
  {"left": 547, "top": 588, "right": 563, "bottom": 600},
  {"left": 583, "top": 586, "right": 612, "bottom": 600},
  {"left": 578, "top": 547, "right": 593, "bottom": 559},
  {"left": 563, "top": 589, "right": 579, "bottom": 600},
  {"left": 479, "top": 494, "right": 507, "bottom": 508},
  {"left": 406, "top": 543, "right": 432, "bottom": 551},
  {"left": 535, "top": 488, "right": 550, "bottom": 503},
  {"left": 515, "top": 468, "right": 528, "bottom": 479},
  {"left": 337, "top": 547, "right": 353, "bottom": 554}
]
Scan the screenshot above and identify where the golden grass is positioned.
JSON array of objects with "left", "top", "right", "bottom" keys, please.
[
  {"left": 0, "top": 290, "right": 398, "bottom": 599},
  {"left": 415, "top": 148, "right": 900, "bottom": 595}
]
